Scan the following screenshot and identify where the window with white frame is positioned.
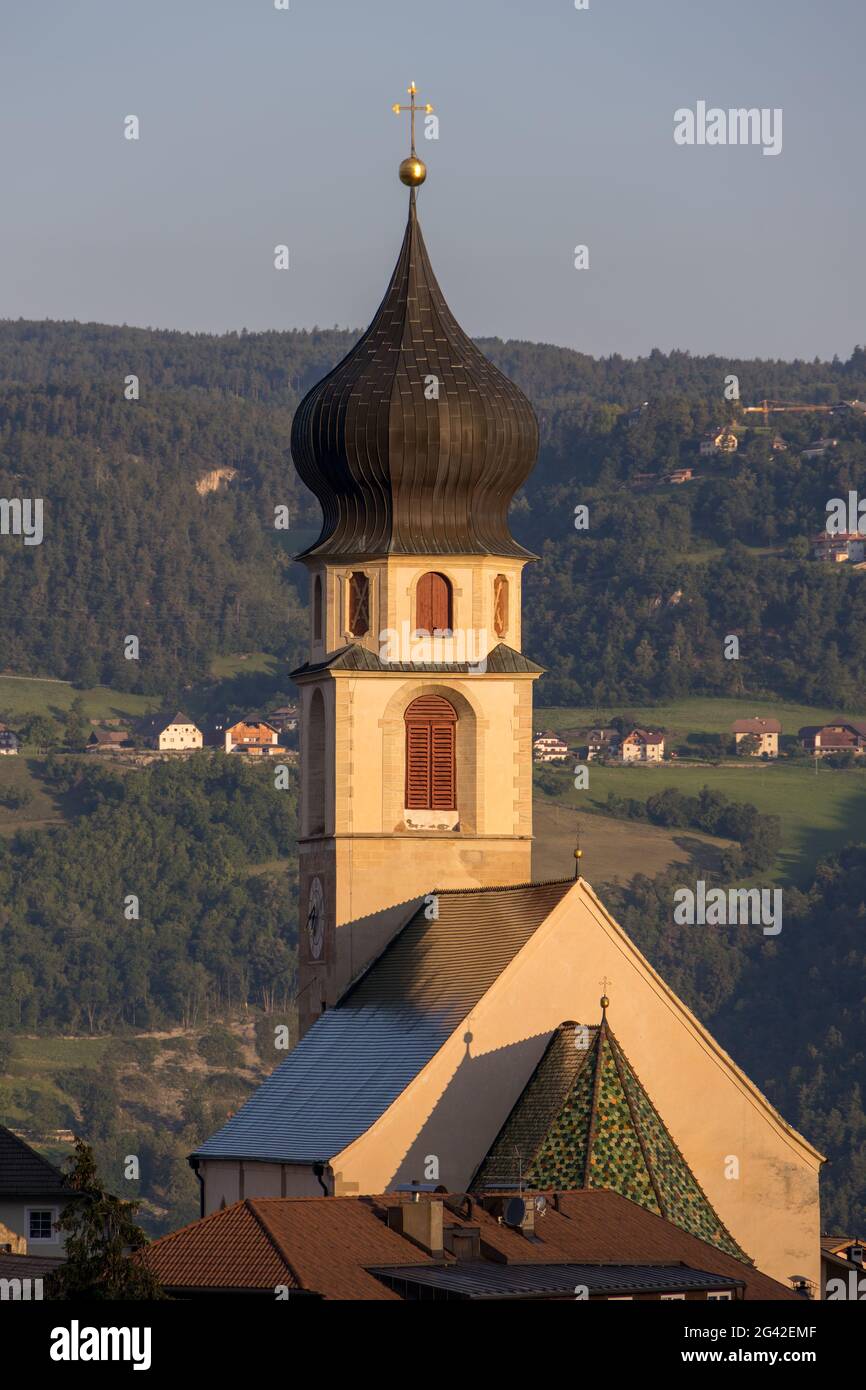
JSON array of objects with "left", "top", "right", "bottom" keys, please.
[{"left": 28, "top": 1208, "right": 56, "bottom": 1242}]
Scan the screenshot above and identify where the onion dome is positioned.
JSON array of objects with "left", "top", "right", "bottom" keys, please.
[{"left": 291, "top": 190, "right": 538, "bottom": 560}]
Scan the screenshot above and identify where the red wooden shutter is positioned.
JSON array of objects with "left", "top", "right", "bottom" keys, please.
[
  {"left": 430, "top": 724, "right": 455, "bottom": 808},
  {"left": 405, "top": 723, "right": 431, "bottom": 808},
  {"left": 405, "top": 696, "right": 457, "bottom": 810},
  {"left": 416, "top": 572, "right": 452, "bottom": 634}
]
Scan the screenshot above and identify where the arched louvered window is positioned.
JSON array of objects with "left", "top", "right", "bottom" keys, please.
[
  {"left": 313, "top": 575, "right": 323, "bottom": 641},
  {"left": 348, "top": 572, "right": 370, "bottom": 637},
  {"left": 493, "top": 574, "right": 509, "bottom": 639},
  {"left": 405, "top": 695, "right": 457, "bottom": 810},
  {"left": 416, "top": 572, "right": 452, "bottom": 635},
  {"left": 307, "top": 689, "right": 326, "bottom": 834}
]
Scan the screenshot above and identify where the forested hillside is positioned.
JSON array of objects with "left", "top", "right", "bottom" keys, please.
[
  {"left": 2, "top": 319, "right": 865, "bottom": 1235},
  {"left": 0, "top": 757, "right": 298, "bottom": 1032},
  {"left": 2, "top": 319, "right": 866, "bottom": 704}
]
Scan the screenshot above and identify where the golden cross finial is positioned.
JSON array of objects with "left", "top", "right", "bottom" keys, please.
[
  {"left": 392, "top": 80, "right": 434, "bottom": 159},
  {"left": 600, "top": 978, "right": 611, "bottom": 1014}
]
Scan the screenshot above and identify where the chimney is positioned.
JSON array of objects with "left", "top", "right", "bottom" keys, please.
[{"left": 387, "top": 1196, "right": 444, "bottom": 1256}]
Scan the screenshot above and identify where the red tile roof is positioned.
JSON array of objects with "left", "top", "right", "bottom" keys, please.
[
  {"left": 731, "top": 718, "right": 781, "bottom": 735},
  {"left": 139, "top": 1189, "right": 797, "bottom": 1300},
  {"left": 141, "top": 1196, "right": 439, "bottom": 1300}
]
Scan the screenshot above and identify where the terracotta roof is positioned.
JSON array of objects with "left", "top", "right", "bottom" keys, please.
[
  {"left": 449, "top": 1190, "right": 797, "bottom": 1299},
  {"left": 140, "top": 1197, "right": 438, "bottom": 1300},
  {"left": 471, "top": 1021, "right": 748, "bottom": 1262},
  {"left": 0, "top": 1126, "right": 67, "bottom": 1196},
  {"left": 139, "top": 1190, "right": 797, "bottom": 1300},
  {"left": 731, "top": 718, "right": 781, "bottom": 735}
]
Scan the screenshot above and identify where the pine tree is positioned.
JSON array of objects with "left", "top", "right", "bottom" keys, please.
[{"left": 46, "top": 1139, "right": 165, "bottom": 1300}]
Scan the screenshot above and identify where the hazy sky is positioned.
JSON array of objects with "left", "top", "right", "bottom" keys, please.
[{"left": 1, "top": 0, "right": 862, "bottom": 359}]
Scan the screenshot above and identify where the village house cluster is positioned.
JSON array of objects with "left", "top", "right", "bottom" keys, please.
[
  {"left": 83, "top": 706, "right": 300, "bottom": 759},
  {"left": 533, "top": 713, "right": 866, "bottom": 766}
]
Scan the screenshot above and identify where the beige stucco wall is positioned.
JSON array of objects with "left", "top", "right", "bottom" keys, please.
[
  {"left": 305, "top": 555, "right": 528, "bottom": 663},
  {"left": 198, "top": 1160, "right": 327, "bottom": 1212},
  {"left": 296, "top": 666, "right": 537, "bottom": 1034},
  {"left": 0, "top": 1200, "right": 65, "bottom": 1258},
  {"left": 329, "top": 878, "right": 823, "bottom": 1290}
]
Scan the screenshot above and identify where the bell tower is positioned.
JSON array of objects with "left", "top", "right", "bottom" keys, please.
[{"left": 291, "top": 89, "right": 543, "bottom": 1035}]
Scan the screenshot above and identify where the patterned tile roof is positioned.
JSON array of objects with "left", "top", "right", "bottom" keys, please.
[{"left": 471, "top": 1020, "right": 749, "bottom": 1262}]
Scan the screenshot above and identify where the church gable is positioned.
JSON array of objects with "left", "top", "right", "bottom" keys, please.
[
  {"left": 195, "top": 879, "right": 573, "bottom": 1165},
  {"left": 473, "top": 1019, "right": 748, "bottom": 1262}
]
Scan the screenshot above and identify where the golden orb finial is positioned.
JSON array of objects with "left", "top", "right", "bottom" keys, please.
[
  {"left": 399, "top": 155, "right": 427, "bottom": 187},
  {"left": 392, "top": 81, "right": 433, "bottom": 185}
]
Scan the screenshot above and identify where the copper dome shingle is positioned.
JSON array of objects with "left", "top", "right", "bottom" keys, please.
[{"left": 291, "top": 191, "right": 538, "bottom": 560}]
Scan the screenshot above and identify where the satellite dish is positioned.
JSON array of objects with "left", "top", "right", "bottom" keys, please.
[
  {"left": 504, "top": 1196, "right": 526, "bottom": 1228},
  {"left": 534, "top": 1194, "right": 547, "bottom": 1215}
]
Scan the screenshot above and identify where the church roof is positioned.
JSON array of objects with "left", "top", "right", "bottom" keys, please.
[
  {"left": 290, "top": 191, "right": 538, "bottom": 562},
  {"left": 290, "top": 641, "right": 543, "bottom": 680},
  {"left": 471, "top": 1020, "right": 749, "bottom": 1262},
  {"left": 194, "top": 880, "right": 572, "bottom": 1165}
]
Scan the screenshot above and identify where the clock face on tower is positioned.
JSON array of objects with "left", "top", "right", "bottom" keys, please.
[{"left": 306, "top": 876, "right": 325, "bottom": 961}]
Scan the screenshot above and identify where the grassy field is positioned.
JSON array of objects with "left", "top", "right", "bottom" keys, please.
[
  {"left": 535, "top": 761, "right": 866, "bottom": 885},
  {"left": 0, "top": 651, "right": 287, "bottom": 726},
  {"left": 0, "top": 675, "right": 156, "bottom": 722},
  {"left": 532, "top": 802, "right": 733, "bottom": 887},
  {"left": 536, "top": 695, "right": 866, "bottom": 740},
  {"left": 208, "top": 651, "right": 282, "bottom": 680},
  {"left": 0, "top": 756, "right": 69, "bottom": 834}
]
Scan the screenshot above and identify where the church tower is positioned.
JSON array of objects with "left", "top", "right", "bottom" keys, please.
[{"left": 290, "top": 93, "right": 543, "bottom": 1034}]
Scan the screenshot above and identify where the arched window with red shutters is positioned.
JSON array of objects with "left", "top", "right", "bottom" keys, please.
[
  {"left": 415, "top": 572, "right": 452, "bottom": 635},
  {"left": 404, "top": 695, "right": 457, "bottom": 810}
]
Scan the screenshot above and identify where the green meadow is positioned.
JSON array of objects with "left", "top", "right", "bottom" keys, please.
[
  {"left": 535, "top": 695, "right": 866, "bottom": 739},
  {"left": 0, "top": 675, "right": 156, "bottom": 722},
  {"left": 539, "top": 760, "right": 866, "bottom": 885}
]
